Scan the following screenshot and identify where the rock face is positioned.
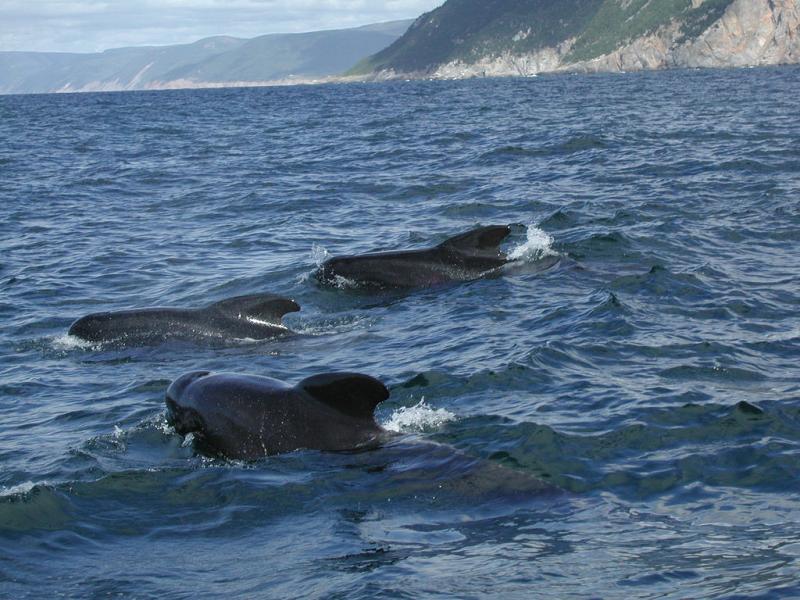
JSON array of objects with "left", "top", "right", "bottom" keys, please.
[
  {"left": 575, "top": 0, "right": 800, "bottom": 73},
  {"left": 360, "top": 0, "right": 800, "bottom": 79},
  {"left": 674, "top": 0, "right": 800, "bottom": 67}
]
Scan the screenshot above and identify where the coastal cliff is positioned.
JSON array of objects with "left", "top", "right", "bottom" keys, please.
[
  {"left": 355, "top": 0, "right": 800, "bottom": 79},
  {"left": 575, "top": 0, "right": 800, "bottom": 73}
]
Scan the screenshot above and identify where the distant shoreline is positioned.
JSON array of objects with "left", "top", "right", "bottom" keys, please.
[{"left": 3, "top": 61, "right": 797, "bottom": 98}]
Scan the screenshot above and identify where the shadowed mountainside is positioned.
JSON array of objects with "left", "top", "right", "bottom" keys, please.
[{"left": 0, "top": 20, "right": 412, "bottom": 95}]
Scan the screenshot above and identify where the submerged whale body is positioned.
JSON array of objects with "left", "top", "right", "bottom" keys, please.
[
  {"left": 315, "top": 225, "right": 512, "bottom": 289},
  {"left": 68, "top": 293, "right": 299, "bottom": 345},
  {"left": 165, "top": 370, "right": 389, "bottom": 459}
]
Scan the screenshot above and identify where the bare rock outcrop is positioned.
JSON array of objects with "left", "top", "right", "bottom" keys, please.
[
  {"left": 420, "top": 0, "right": 800, "bottom": 79},
  {"left": 673, "top": 0, "right": 800, "bottom": 67}
]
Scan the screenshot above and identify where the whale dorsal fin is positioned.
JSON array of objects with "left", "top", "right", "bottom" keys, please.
[
  {"left": 439, "top": 225, "right": 511, "bottom": 258},
  {"left": 298, "top": 372, "right": 389, "bottom": 419},
  {"left": 209, "top": 294, "right": 300, "bottom": 323}
]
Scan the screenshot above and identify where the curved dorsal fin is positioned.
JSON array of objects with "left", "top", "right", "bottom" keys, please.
[
  {"left": 439, "top": 225, "right": 511, "bottom": 258},
  {"left": 209, "top": 293, "right": 300, "bottom": 323},
  {"left": 298, "top": 372, "right": 389, "bottom": 420}
]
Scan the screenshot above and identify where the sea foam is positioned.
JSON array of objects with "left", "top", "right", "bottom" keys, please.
[
  {"left": 382, "top": 398, "right": 456, "bottom": 433},
  {"left": 507, "top": 224, "right": 556, "bottom": 262},
  {"left": 50, "top": 334, "right": 102, "bottom": 351}
]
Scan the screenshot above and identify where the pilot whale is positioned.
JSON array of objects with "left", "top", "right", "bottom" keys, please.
[
  {"left": 68, "top": 293, "right": 299, "bottom": 345},
  {"left": 165, "top": 370, "right": 389, "bottom": 459},
  {"left": 315, "top": 225, "right": 512, "bottom": 289}
]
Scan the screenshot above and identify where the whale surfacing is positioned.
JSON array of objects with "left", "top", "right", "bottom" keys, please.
[
  {"left": 165, "top": 371, "right": 390, "bottom": 459},
  {"left": 68, "top": 293, "right": 299, "bottom": 345},
  {"left": 315, "top": 225, "right": 512, "bottom": 289}
]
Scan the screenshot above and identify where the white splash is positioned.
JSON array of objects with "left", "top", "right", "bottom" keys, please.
[
  {"left": 311, "top": 243, "right": 329, "bottom": 267},
  {"left": 507, "top": 224, "right": 556, "bottom": 262},
  {"left": 51, "top": 334, "right": 100, "bottom": 351},
  {"left": 331, "top": 274, "right": 361, "bottom": 289},
  {"left": 382, "top": 398, "right": 456, "bottom": 433},
  {"left": 154, "top": 414, "right": 176, "bottom": 435}
]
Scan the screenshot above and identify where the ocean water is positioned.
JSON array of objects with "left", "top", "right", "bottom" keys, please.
[{"left": 1, "top": 67, "right": 799, "bottom": 599}]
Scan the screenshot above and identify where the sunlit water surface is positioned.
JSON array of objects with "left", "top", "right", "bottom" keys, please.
[{"left": 1, "top": 67, "right": 799, "bottom": 599}]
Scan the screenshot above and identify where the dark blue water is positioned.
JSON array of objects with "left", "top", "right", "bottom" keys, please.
[{"left": 1, "top": 67, "right": 799, "bottom": 599}]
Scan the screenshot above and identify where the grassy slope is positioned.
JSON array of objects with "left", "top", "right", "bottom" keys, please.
[
  {"left": 350, "top": 0, "right": 604, "bottom": 74},
  {"left": 353, "top": 0, "right": 736, "bottom": 74},
  {"left": 567, "top": 0, "right": 736, "bottom": 62}
]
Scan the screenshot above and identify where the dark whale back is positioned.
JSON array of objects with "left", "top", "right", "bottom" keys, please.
[
  {"left": 165, "top": 371, "right": 389, "bottom": 459},
  {"left": 68, "top": 293, "right": 300, "bottom": 344},
  {"left": 315, "top": 225, "right": 511, "bottom": 289},
  {"left": 436, "top": 224, "right": 512, "bottom": 260}
]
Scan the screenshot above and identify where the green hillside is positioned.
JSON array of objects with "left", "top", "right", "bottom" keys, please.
[
  {"left": 352, "top": 0, "right": 736, "bottom": 74},
  {"left": 351, "top": 0, "right": 602, "bottom": 74},
  {"left": 567, "top": 0, "right": 735, "bottom": 61}
]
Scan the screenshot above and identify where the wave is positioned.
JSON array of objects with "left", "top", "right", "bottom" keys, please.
[
  {"left": 479, "top": 135, "right": 607, "bottom": 163},
  {"left": 0, "top": 480, "right": 38, "bottom": 498},
  {"left": 433, "top": 399, "right": 799, "bottom": 496},
  {"left": 0, "top": 482, "right": 71, "bottom": 531}
]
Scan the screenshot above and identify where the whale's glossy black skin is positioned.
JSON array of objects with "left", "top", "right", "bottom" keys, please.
[
  {"left": 68, "top": 293, "right": 299, "bottom": 345},
  {"left": 166, "top": 371, "right": 390, "bottom": 460},
  {"left": 315, "top": 225, "right": 512, "bottom": 289}
]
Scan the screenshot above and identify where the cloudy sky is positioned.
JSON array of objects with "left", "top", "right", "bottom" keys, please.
[{"left": 1, "top": 0, "right": 443, "bottom": 53}]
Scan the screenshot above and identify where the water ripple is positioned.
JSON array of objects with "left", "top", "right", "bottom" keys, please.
[{"left": 1, "top": 67, "right": 799, "bottom": 597}]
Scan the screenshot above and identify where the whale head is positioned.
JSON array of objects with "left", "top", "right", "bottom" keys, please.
[
  {"left": 315, "top": 256, "right": 364, "bottom": 287},
  {"left": 165, "top": 370, "right": 211, "bottom": 435}
]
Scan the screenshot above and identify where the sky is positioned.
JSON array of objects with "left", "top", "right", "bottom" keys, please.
[{"left": 0, "top": 0, "right": 443, "bottom": 54}]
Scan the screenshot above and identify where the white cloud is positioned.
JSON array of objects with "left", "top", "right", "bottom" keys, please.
[{"left": 0, "top": 0, "right": 442, "bottom": 53}]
